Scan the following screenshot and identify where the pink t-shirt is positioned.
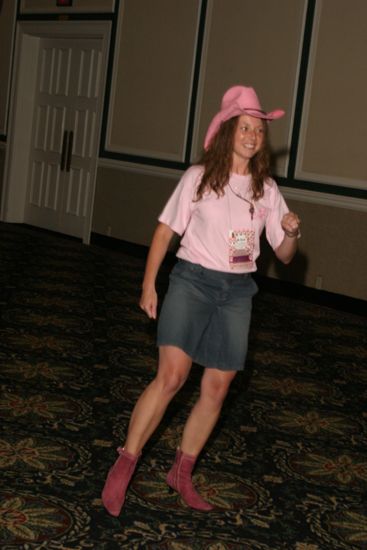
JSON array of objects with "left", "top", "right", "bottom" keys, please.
[{"left": 159, "top": 164, "right": 288, "bottom": 273}]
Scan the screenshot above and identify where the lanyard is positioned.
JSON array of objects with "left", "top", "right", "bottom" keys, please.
[{"left": 227, "top": 182, "right": 254, "bottom": 220}]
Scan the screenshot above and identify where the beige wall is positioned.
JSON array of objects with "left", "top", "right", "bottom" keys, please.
[
  {"left": 107, "top": 0, "right": 200, "bottom": 161},
  {"left": 257, "top": 198, "right": 367, "bottom": 300},
  {"left": 93, "top": 166, "right": 177, "bottom": 245},
  {"left": 296, "top": 0, "right": 367, "bottom": 189}
]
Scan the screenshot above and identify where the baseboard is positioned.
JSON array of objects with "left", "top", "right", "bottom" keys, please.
[
  {"left": 252, "top": 274, "right": 366, "bottom": 317},
  {"left": 91, "top": 232, "right": 366, "bottom": 317}
]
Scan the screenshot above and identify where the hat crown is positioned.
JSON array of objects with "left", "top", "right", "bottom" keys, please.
[
  {"left": 203, "top": 84, "right": 285, "bottom": 150},
  {"left": 221, "top": 85, "right": 262, "bottom": 112}
]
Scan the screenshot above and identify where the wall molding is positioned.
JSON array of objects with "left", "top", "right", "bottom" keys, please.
[
  {"left": 281, "top": 185, "right": 367, "bottom": 212},
  {"left": 98, "top": 156, "right": 182, "bottom": 180},
  {"left": 293, "top": 169, "right": 367, "bottom": 192},
  {"left": 98, "top": 157, "right": 367, "bottom": 212},
  {"left": 19, "top": 0, "right": 116, "bottom": 14}
]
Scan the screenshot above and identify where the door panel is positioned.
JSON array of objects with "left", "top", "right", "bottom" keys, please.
[
  {"left": 28, "top": 102, "right": 66, "bottom": 222},
  {"left": 65, "top": 168, "right": 90, "bottom": 216},
  {"left": 76, "top": 46, "right": 102, "bottom": 99},
  {"left": 25, "top": 37, "right": 104, "bottom": 238},
  {"left": 39, "top": 45, "right": 72, "bottom": 96}
]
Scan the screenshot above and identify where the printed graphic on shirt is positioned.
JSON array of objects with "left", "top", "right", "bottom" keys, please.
[{"left": 229, "top": 229, "right": 255, "bottom": 269}]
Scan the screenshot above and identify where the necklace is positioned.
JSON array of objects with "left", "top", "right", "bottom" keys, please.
[{"left": 228, "top": 183, "right": 254, "bottom": 220}]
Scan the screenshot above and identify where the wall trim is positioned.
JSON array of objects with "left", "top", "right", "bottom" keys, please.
[
  {"left": 19, "top": 0, "right": 116, "bottom": 14},
  {"left": 98, "top": 157, "right": 367, "bottom": 211},
  {"left": 98, "top": 157, "right": 182, "bottom": 180},
  {"left": 281, "top": 185, "right": 367, "bottom": 212},
  {"left": 293, "top": 169, "right": 367, "bottom": 192}
]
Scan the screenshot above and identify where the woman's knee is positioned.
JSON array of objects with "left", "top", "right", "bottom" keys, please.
[
  {"left": 154, "top": 370, "right": 187, "bottom": 395},
  {"left": 200, "top": 370, "right": 237, "bottom": 405},
  {"left": 155, "top": 346, "right": 192, "bottom": 395}
]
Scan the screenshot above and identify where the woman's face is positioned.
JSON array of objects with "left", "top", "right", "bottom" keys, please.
[{"left": 232, "top": 114, "right": 265, "bottom": 170}]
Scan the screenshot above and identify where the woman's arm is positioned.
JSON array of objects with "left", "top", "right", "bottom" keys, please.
[
  {"left": 274, "top": 212, "right": 301, "bottom": 265},
  {"left": 139, "top": 222, "right": 175, "bottom": 319}
]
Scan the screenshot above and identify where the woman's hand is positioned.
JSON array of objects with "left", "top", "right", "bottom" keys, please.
[
  {"left": 281, "top": 211, "right": 301, "bottom": 238},
  {"left": 275, "top": 211, "right": 301, "bottom": 264},
  {"left": 139, "top": 286, "right": 158, "bottom": 320}
]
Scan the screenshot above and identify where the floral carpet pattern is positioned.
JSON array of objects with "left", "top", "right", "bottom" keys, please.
[{"left": 0, "top": 222, "right": 366, "bottom": 549}]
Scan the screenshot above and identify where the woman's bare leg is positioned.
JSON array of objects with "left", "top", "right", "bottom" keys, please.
[
  {"left": 123, "top": 345, "right": 192, "bottom": 455},
  {"left": 102, "top": 346, "right": 191, "bottom": 516},
  {"left": 165, "top": 368, "right": 237, "bottom": 511},
  {"left": 180, "top": 368, "right": 237, "bottom": 456}
]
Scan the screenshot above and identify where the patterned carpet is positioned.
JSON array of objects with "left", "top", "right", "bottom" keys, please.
[{"left": 0, "top": 221, "right": 366, "bottom": 550}]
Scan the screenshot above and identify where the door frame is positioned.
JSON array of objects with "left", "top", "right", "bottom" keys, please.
[{"left": 1, "top": 20, "right": 111, "bottom": 244}]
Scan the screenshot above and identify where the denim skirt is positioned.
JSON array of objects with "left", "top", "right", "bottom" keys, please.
[{"left": 157, "top": 259, "right": 258, "bottom": 371}]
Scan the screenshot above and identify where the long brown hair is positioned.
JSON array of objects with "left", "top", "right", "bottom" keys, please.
[{"left": 195, "top": 116, "right": 271, "bottom": 201}]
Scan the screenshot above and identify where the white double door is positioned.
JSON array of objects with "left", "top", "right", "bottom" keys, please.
[{"left": 25, "top": 37, "right": 104, "bottom": 238}]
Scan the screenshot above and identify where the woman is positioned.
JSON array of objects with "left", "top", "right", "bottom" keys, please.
[{"left": 102, "top": 85, "right": 301, "bottom": 516}]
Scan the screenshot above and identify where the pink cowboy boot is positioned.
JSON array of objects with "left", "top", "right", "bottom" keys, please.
[
  {"left": 166, "top": 449, "right": 214, "bottom": 511},
  {"left": 102, "top": 447, "right": 140, "bottom": 516}
]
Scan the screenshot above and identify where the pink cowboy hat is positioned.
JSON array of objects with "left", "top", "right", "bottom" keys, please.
[{"left": 204, "top": 85, "right": 285, "bottom": 149}]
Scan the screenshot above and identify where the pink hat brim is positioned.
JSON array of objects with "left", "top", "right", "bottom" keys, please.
[{"left": 204, "top": 106, "right": 285, "bottom": 150}]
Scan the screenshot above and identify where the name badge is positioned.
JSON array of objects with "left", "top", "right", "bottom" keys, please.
[{"left": 229, "top": 229, "right": 254, "bottom": 269}]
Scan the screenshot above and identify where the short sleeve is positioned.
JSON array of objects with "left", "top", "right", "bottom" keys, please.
[
  {"left": 264, "top": 180, "right": 289, "bottom": 250},
  {"left": 158, "top": 165, "right": 203, "bottom": 236}
]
